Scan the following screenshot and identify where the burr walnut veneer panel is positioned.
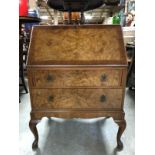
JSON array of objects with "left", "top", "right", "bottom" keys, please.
[
  {"left": 27, "top": 25, "right": 127, "bottom": 65},
  {"left": 32, "top": 69, "right": 122, "bottom": 88},
  {"left": 31, "top": 88, "right": 123, "bottom": 110},
  {"left": 27, "top": 25, "right": 127, "bottom": 151}
]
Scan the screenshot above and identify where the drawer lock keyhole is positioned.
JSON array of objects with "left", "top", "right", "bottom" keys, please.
[
  {"left": 46, "top": 74, "right": 54, "bottom": 82},
  {"left": 100, "top": 74, "right": 107, "bottom": 82},
  {"left": 48, "top": 95, "right": 54, "bottom": 102},
  {"left": 100, "top": 95, "right": 106, "bottom": 102}
]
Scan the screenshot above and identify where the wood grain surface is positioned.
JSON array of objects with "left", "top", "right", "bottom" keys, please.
[
  {"left": 27, "top": 25, "right": 128, "bottom": 150},
  {"left": 27, "top": 25, "right": 127, "bottom": 65},
  {"left": 32, "top": 69, "right": 122, "bottom": 88},
  {"left": 31, "top": 88, "right": 123, "bottom": 110},
  {"left": 30, "top": 109, "right": 125, "bottom": 120}
]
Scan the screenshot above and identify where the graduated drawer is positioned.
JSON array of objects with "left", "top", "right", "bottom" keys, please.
[
  {"left": 32, "top": 69, "right": 122, "bottom": 88},
  {"left": 31, "top": 88, "right": 123, "bottom": 110}
]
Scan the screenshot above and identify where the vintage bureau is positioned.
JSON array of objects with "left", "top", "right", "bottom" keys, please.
[{"left": 27, "top": 25, "right": 128, "bottom": 151}]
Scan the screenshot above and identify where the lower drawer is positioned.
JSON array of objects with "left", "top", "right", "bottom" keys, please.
[{"left": 31, "top": 88, "right": 123, "bottom": 110}]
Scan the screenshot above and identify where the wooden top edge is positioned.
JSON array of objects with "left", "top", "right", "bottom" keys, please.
[
  {"left": 27, "top": 64, "right": 128, "bottom": 68},
  {"left": 27, "top": 60, "right": 128, "bottom": 66},
  {"left": 32, "top": 24, "right": 121, "bottom": 29}
]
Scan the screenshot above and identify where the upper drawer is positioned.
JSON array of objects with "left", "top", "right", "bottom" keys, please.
[{"left": 31, "top": 69, "right": 123, "bottom": 88}]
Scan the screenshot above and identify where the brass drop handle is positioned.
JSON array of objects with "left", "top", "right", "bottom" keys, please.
[
  {"left": 48, "top": 95, "right": 54, "bottom": 102},
  {"left": 100, "top": 95, "right": 106, "bottom": 102},
  {"left": 46, "top": 74, "right": 54, "bottom": 82},
  {"left": 100, "top": 74, "right": 107, "bottom": 82}
]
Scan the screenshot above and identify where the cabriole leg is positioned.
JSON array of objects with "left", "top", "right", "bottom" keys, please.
[
  {"left": 114, "top": 118, "right": 126, "bottom": 151},
  {"left": 29, "top": 119, "right": 40, "bottom": 150}
]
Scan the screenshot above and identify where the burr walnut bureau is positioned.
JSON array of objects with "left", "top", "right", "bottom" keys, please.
[{"left": 27, "top": 25, "right": 128, "bottom": 151}]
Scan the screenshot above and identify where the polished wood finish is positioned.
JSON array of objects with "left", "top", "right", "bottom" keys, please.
[
  {"left": 27, "top": 25, "right": 127, "bottom": 66},
  {"left": 27, "top": 25, "right": 127, "bottom": 151},
  {"left": 31, "top": 88, "right": 123, "bottom": 109},
  {"left": 114, "top": 118, "right": 126, "bottom": 150},
  {"left": 29, "top": 120, "right": 40, "bottom": 149},
  {"left": 30, "top": 109, "right": 125, "bottom": 120},
  {"left": 32, "top": 69, "right": 122, "bottom": 88}
]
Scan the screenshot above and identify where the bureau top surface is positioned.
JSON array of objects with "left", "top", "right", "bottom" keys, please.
[{"left": 27, "top": 25, "right": 127, "bottom": 67}]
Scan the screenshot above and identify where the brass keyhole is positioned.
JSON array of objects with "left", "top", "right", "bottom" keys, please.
[
  {"left": 100, "top": 74, "right": 107, "bottom": 82},
  {"left": 46, "top": 74, "right": 54, "bottom": 82},
  {"left": 48, "top": 95, "right": 54, "bottom": 102},
  {"left": 100, "top": 95, "right": 106, "bottom": 102}
]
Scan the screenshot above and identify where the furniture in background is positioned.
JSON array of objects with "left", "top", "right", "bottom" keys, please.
[
  {"left": 122, "top": 27, "right": 135, "bottom": 89},
  {"left": 19, "top": 36, "right": 28, "bottom": 94},
  {"left": 19, "top": 16, "right": 41, "bottom": 101},
  {"left": 27, "top": 25, "right": 128, "bottom": 151},
  {"left": 126, "top": 43, "right": 135, "bottom": 90}
]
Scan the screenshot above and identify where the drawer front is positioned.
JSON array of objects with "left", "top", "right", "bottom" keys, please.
[
  {"left": 33, "top": 69, "right": 122, "bottom": 88},
  {"left": 31, "top": 88, "right": 123, "bottom": 110}
]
